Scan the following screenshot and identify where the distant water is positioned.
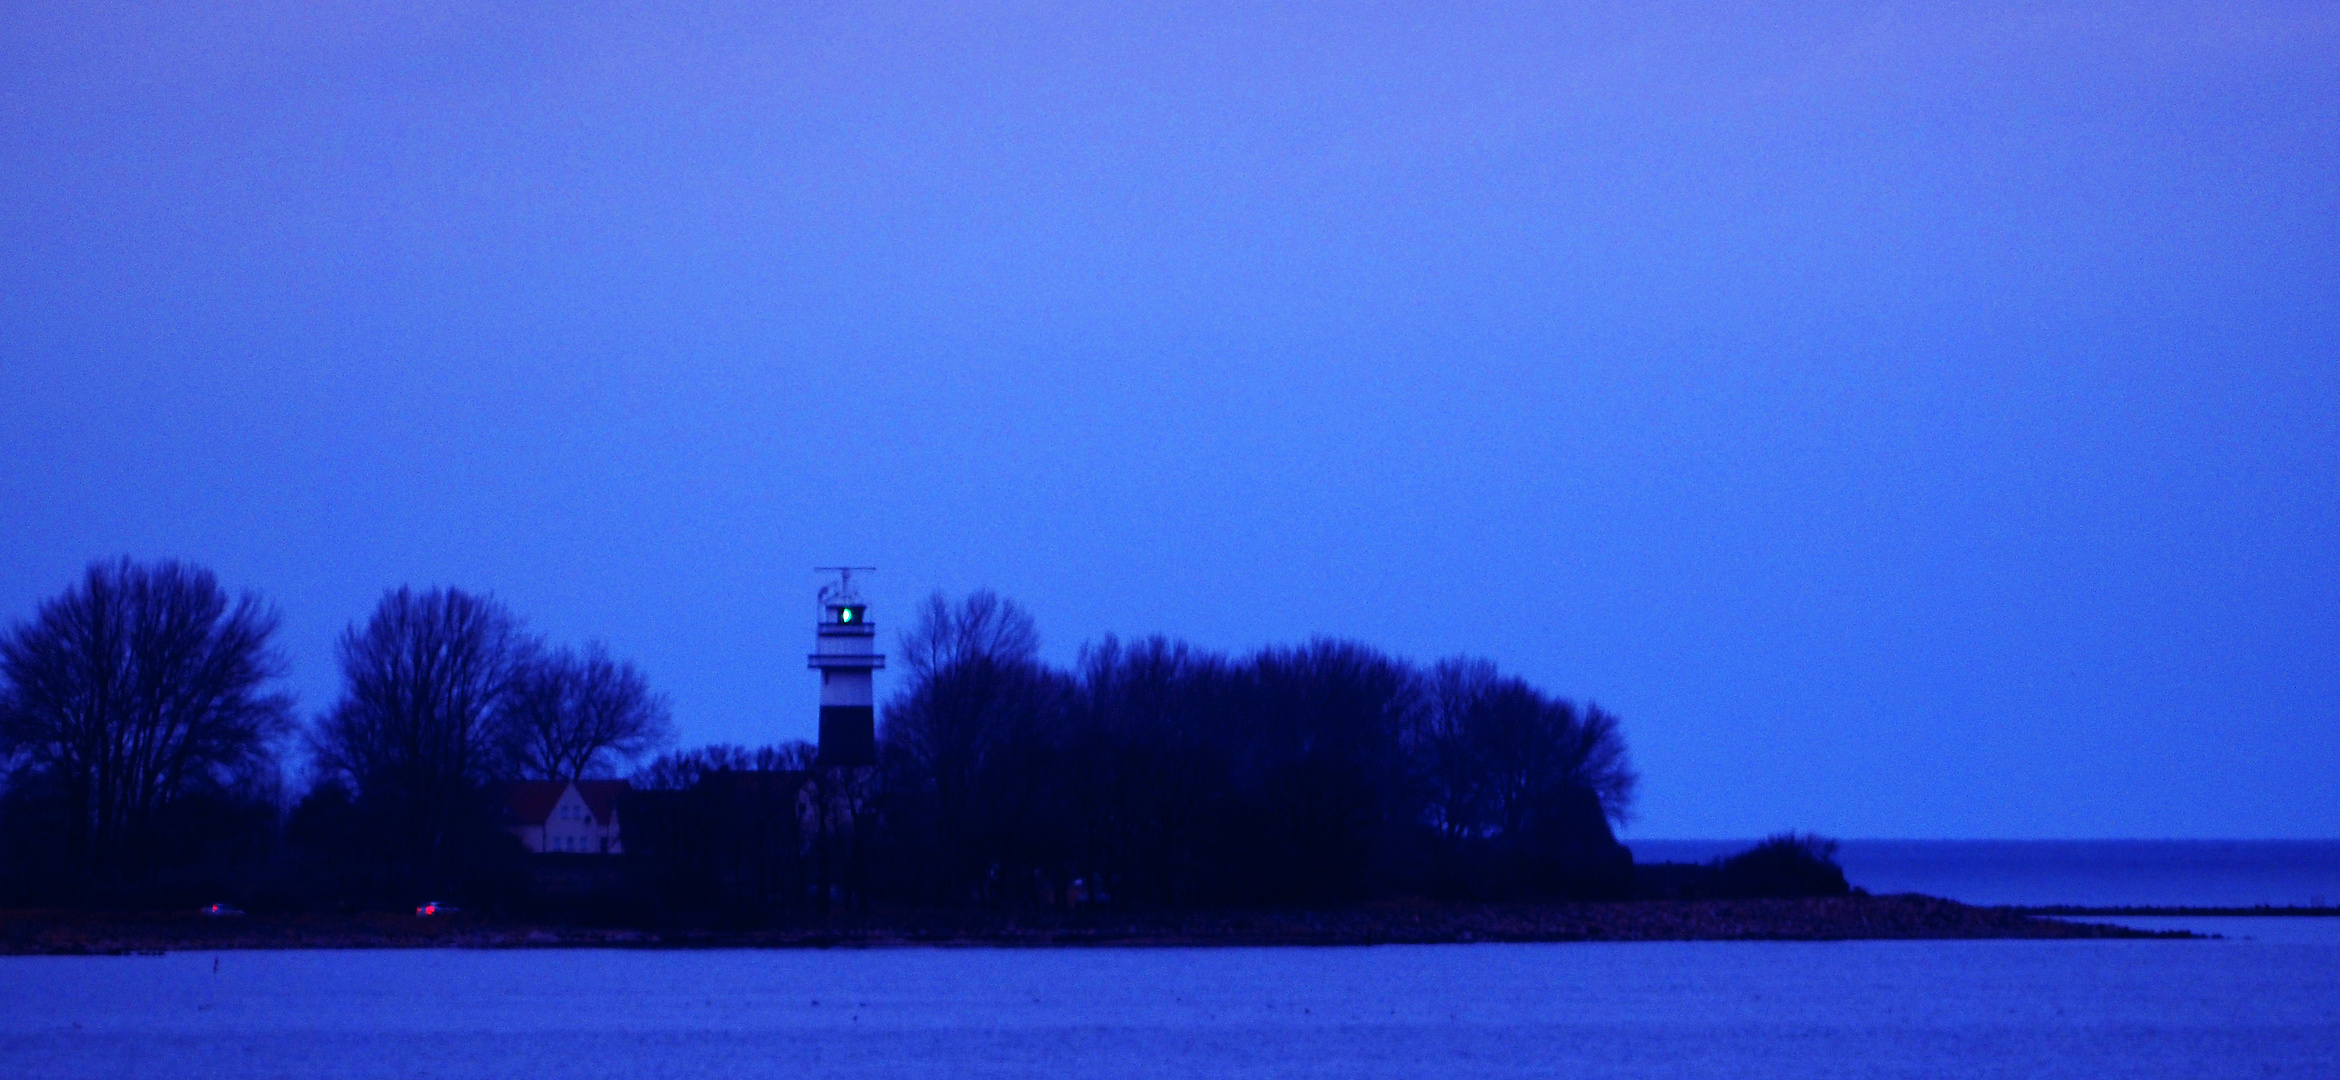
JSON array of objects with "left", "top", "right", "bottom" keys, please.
[
  {"left": 1627, "top": 839, "right": 2340, "bottom": 907},
  {"left": 5, "top": 943, "right": 2336, "bottom": 1079}
]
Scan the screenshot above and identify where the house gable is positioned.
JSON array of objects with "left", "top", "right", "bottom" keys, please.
[{"left": 499, "top": 778, "right": 632, "bottom": 855}]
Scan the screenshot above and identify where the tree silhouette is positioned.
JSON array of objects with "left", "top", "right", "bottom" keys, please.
[
  {"left": 0, "top": 559, "right": 292, "bottom": 897},
  {"left": 878, "top": 590, "right": 1069, "bottom": 905},
  {"left": 311, "top": 587, "right": 533, "bottom": 892},
  {"left": 501, "top": 642, "right": 675, "bottom": 781}
]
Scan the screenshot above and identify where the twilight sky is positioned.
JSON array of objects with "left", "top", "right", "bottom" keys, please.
[{"left": 3, "top": 1, "right": 2335, "bottom": 838}]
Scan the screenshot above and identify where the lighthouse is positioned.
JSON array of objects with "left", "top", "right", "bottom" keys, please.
[{"left": 809, "top": 567, "right": 883, "bottom": 767}]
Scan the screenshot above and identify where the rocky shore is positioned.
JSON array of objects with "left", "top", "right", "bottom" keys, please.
[
  {"left": 0, "top": 895, "right": 2185, "bottom": 954},
  {"left": 2009, "top": 904, "right": 2339, "bottom": 917}
]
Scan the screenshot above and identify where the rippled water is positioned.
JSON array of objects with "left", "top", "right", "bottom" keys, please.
[{"left": 5, "top": 940, "right": 2335, "bottom": 1079}]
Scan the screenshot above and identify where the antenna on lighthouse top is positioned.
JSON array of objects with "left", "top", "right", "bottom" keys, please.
[{"left": 814, "top": 566, "right": 876, "bottom": 609}]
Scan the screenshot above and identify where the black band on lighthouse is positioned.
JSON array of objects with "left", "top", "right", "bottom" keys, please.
[{"left": 818, "top": 705, "right": 876, "bottom": 767}]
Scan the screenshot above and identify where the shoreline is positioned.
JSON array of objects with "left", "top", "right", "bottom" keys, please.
[
  {"left": 2005, "top": 904, "right": 2339, "bottom": 917},
  {"left": 1, "top": 895, "right": 2191, "bottom": 955}
]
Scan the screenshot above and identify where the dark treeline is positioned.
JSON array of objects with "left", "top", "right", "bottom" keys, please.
[
  {"left": 0, "top": 560, "right": 672, "bottom": 908},
  {"left": 857, "top": 590, "right": 1640, "bottom": 909},
  {"left": 2, "top": 561, "right": 1837, "bottom": 920},
  {"left": 623, "top": 741, "right": 870, "bottom": 922}
]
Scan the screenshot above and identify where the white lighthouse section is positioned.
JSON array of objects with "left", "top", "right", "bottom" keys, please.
[{"left": 809, "top": 567, "right": 884, "bottom": 767}]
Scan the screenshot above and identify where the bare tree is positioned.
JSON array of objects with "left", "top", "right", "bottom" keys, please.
[
  {"left": 1413, "top": 657, "right": 1505, "bottom": 841},
  {"left": 1412, "top": 656, "right": 1639, "bottom": 837},
  {"left": 1231, "top": 639, "right": 1419, "bottom": 901},
  {"left": 0, "top": 559, "right": 292, "bottom": 889},
  {"left": 502, "top": 642, "right": 675, "bottom": 781},
  {"left": 1066, "top": 635, "right": 1235, "bottom": 906},
  {"left": 311, "top": 587, "right": 534, "bottom": 884},
  {"left": 897, "top": 589, "right": 1040, "bottom": 681},
  {"left": 880, "top": 590, "right": 1067, "bottom": 904}
]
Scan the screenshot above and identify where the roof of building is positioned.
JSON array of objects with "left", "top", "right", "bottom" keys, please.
[
  {"left": 574, "top": 780, "right": 628, "bottom": 823},
  {"left": 500, "top": 779, "right": 633, "bottom": 826},
  {"left": 502, "top": 780, "right": 568, "bottom": 826}
]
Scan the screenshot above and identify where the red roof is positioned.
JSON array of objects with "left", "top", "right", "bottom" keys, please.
[
  {"left": 574, "top": 780, "right": 628, "bottom": 823},
  {"left": 502, "top": 781, "right": 568, "bottom": 826},
  {"left": 500, "top": 780, "right": 631, "bottom": 826}
]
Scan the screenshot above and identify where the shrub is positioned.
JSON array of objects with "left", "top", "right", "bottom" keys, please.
[{"left": 1707, "top": 832, "right": 1851, "bottom": 899}]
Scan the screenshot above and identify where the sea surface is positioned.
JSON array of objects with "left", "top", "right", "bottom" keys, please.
[
  {"left": 1626, "top": 839, "right": 2340, "bottom": 908},
  {"left": 5, "top": 940, "right": 2336, "bottom": 1079}
]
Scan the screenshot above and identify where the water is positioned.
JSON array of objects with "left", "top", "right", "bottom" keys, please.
[
  {"left": 10, "top": 844, "right": 2333, "bottom": 1073},
  {"left": 4, "top": 942, "right": 2335, "bottom": 1078},
  {"left": 1627, "top": 839, "right": 2340, "bottom": 908}
]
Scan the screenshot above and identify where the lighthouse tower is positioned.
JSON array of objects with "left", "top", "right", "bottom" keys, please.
[{"left": 809, "top": 567, "right": 883, "bottom": 767}]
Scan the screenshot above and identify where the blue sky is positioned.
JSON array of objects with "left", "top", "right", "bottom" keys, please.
[{"left": 3, "top": 1, "right": 2335, "bottom": 837}]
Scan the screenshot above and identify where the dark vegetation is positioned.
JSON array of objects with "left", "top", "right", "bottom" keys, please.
[
  {"left": 842, "top": 591, "right": 1640, "bottom": 914},
  {"left": 0, "top": 560, "right": 292, "bottom": 907},
  {"left": 0, "top": 562, "right": 670, "bottom": 910},
  {"left": 1633, "top": 833, "right": 1857, "bottom": 901},
  {"left": 2, "top": 560, "right": 1868, "bottom": 937}
]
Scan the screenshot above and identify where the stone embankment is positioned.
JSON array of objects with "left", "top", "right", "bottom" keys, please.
[{"left": 0, "top": 895, "right": 2183, "bottom": 955}]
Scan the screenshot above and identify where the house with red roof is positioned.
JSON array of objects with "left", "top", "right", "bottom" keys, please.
[{"left": 502, "top": 779, "right": 628, "bottom": 855}]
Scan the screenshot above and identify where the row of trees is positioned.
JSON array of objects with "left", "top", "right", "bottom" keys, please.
[
  {"left": 0, "top": 560, "right": 672, "bottom": 904},
  {"left": 860, "top": 591, "right": 1638, "bottom": 907}
]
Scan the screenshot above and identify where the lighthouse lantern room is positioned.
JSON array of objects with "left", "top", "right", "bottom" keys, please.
[{"left": 809, "top": 567, "right": 884, "bottom": 767}]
